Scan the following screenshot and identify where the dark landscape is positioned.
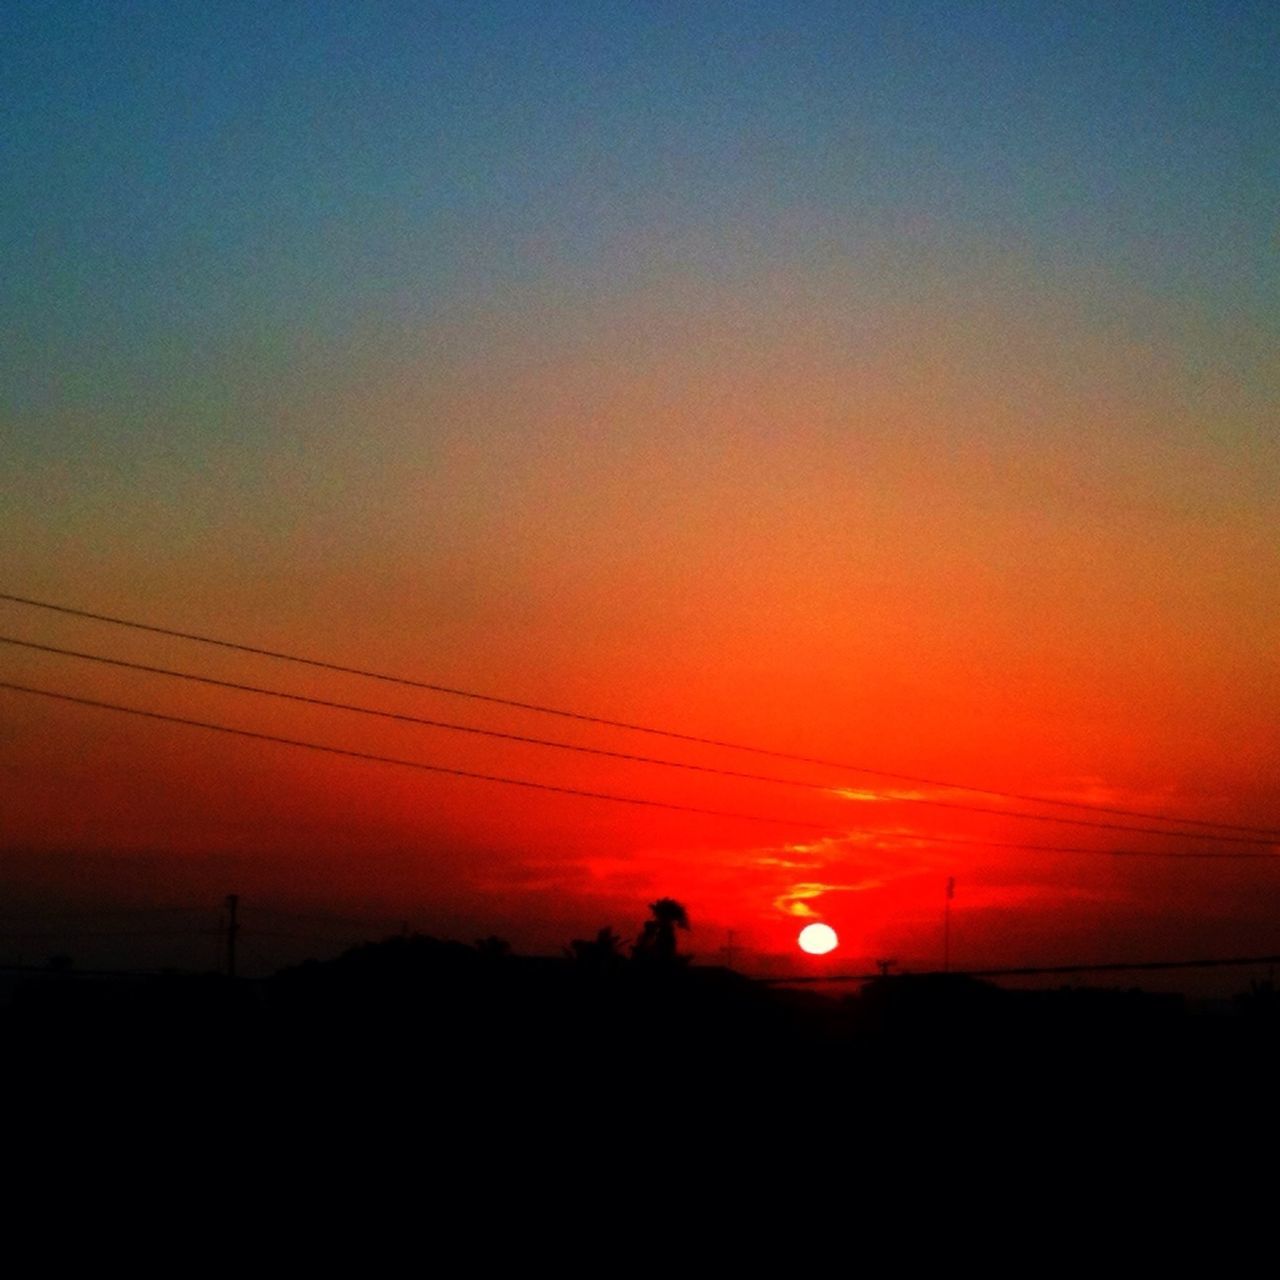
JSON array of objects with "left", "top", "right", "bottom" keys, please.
[{"left": 4, "top": 4, "right": 1276, "bottom": 1135}]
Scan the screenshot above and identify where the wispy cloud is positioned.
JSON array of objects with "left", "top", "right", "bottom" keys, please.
[
  {"left": 773, "top": 877, "right": 886, "bottom": 918},
  {"left": 829, "top": 787, "right": 928, "bottom": 803}
]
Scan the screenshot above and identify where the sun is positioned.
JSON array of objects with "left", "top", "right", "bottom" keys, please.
[{"left": 798, "top": 922, "right": 838, "bottom": 955}]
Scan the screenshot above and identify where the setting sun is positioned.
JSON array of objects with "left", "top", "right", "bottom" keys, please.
[{"left": 798, "top": 923, "right": 839, "bottom": 956}]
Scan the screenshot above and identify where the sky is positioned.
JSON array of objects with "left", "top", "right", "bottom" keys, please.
[{"left": 2, "top": 1, "right": 1278, "bottom": 978}]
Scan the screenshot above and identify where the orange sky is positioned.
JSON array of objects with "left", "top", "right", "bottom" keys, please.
[
  {"left": 5, "top": 0, "right": 1279, "bottom": 980},
  {"left": 4, "top": 247, "right": 1278, "bottom": 976}
]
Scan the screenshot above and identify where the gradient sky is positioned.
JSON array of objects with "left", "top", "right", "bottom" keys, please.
[{"left": 3, "top": 2, "right": 1277, "bottom": 977}]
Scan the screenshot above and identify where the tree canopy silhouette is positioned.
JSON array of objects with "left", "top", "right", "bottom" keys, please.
[
  {"left": 567, "top": 927, "right": 627, "bottom": 971},
  {"left": 633, "top": 898, "right": 690, "bottom": 965}
]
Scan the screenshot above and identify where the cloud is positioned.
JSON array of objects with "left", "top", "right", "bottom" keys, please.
[
  {"left": 829, "top": 787, "right": 928, "bottom": 803},
  {"left": 773, "top": 878, "right": 885, "bottom": 918}
]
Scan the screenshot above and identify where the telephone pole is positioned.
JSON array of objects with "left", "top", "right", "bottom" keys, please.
[
  {"left": 225, "top": 893, "right": 240, "bottom": 979},
  {"left": 943, "top": 877, "right": 955, "bottom": 973}
]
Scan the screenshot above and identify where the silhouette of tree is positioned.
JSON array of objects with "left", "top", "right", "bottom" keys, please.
[
  {"left": 633, "top": 898, "right": 690, "bottom": 965},
  {"left": 474, "top": 936, "right": 511, "bottom": 959},
  {"left": 567, "top": 927, "right": 627, "bottom": 970}
]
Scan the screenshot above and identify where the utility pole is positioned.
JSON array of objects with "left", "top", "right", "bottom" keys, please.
[
  {"left": 225, "top": 893, "right": 239, "bottom": 979},
  {"left": 943, "top": 877, "right": 955, "bottom": 973}
]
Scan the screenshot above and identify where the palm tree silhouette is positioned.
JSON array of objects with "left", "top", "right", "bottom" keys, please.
[{"left": 633, "top": 898, "right": 690, "bottom": 964}]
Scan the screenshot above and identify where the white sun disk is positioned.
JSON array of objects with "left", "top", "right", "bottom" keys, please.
[{"left": 798, "top": 922, "right": 838, "bottom": 955}]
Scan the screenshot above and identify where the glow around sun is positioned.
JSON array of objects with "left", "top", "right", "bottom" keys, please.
[{"left": 798, "top": 923, "right": 838, "bottom": 955}]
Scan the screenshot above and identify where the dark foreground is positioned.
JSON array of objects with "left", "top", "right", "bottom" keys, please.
[
  {"left": 7, "top": 934, "right": 1279, "bottom": 1082},
  {"left": 9, "top": 936, "right": 1280, "bottom": 1205}
]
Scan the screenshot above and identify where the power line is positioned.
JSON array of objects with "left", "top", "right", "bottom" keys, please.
[
  {"left": 0, "top": 906, "right": 211, "bottom": 920},
  {"left": 4, "top": 676, "right": 1274, "bottom": 855},
  {"left": 6, "top": 637, "right": 1276, "bottom": 848},
  {"left": 0, "top": 633, "right": 923, "bottom": 797},
  {"left": 0, "top": 680, "right": 837, "bottom": 830},
  {"left": 0, "top": 929, "right": 195, "bottom": 940},
  {"left": 855, "top": 831, "right": 1280, "bottom": 860},
  {"left": 762, "top": 954, "right": 1280, "bottom": 983},
  {"left": 4, "top": 589, "right": 1274, "bottom": 838},
  {"left": 828, "top": 797, "right": 1275, "bottom": 845},
  {"left": 8, "top": 634, "right": 1271, "bottom": 845},
  {"left": 242, "top": 906, "right": 410, "bottom": 929}
]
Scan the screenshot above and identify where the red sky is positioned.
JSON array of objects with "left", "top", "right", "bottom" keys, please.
[{"left": 3, "top": 10, "right": 1277, "bottom": 981}]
